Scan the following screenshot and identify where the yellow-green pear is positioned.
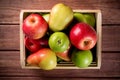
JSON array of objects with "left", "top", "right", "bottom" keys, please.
[{"left": 49, "top": 3, "right": 73, "bottom": 31}]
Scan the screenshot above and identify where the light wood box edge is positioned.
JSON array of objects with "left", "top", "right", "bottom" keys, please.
[{"left": 20, "top": 10, "right": 102, "bottom": 69}]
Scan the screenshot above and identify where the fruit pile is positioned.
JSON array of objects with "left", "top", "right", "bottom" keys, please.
[{"left": 22, "top": 3, "right": 97, "bottom": 70}]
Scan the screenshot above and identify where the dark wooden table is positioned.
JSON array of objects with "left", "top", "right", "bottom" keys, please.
[{"left": 0, "top": 0, "right": 120, "bottom": 80}]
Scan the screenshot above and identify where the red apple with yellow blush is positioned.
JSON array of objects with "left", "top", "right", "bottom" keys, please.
[
  {"left": 23, "top": 14, "right": 48, "bottom": 39},
  {"left": 70, "top": 22, "right": 97, "bottom": 50}
]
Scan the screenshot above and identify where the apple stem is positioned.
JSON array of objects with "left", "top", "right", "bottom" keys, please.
[
  {"left": 31, "top": 18, "right": 35, "bottom": 23},
  {"left": 84, "top": 41, "right": 89, "bottom": 46},
  {"left": 58, "top": 39, "right": 61, "bottom": 44}
]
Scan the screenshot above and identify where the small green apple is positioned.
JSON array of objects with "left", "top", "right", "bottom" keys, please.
[
  {"left": 72, "top": 50, "right": 93, "bottom": 68},
  {"left": 74, "top": 13, "right": 95, "bottom": 27},
  {"left": 48, "top": 32, "right": 70, "bottom": 52},
  {"left": 84, "top": 13, "right": 96, "bottom": 27},
  {"left": 74, "top": 13, "right": 86, "bottom": 23}
]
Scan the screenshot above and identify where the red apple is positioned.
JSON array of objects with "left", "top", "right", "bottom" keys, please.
[
  {"left": 38, "top": 37, "right": 48, "bottom": 47},
  {"left": 23, "top": 14, "right": 48, "bottom": 39},
  {"left": 25, "top": 37, "right": 48, "bottom": 52},
  {"left": 56, "top": 45, "right": 71, "bottom": 61},
  {"left": 70, "top": 23, "right": 97, "bottom": 50}
]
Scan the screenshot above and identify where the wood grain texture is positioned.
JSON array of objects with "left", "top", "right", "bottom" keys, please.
[
  {"left": 0, "top": 77, "right": 120, "bottom": 80},
  {"left": 102, "top": 26, "right": 120, "bottom": 51},
  {"left": 0, "top": 25, "right": 120, "bottom": 51},
  {"left": 0, "top": 51, "right": 120, "bottom": 77},
  {"left": 0, "top": 25, "right": 20, "bottom": 50},
  {"left": 0, "top": 0, "right": 120, "bottom": 24},
  {"left": 0, "top": 0, "right": 120, "bottom": 79}
]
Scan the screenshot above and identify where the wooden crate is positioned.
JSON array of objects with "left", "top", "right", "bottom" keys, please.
[{"left": 20, "top": 10, "right": 102, "bottom": 69}]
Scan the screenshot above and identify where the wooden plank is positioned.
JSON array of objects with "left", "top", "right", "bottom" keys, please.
[
  {"left": 0, "top": 25, "right": 20, "bottom": 50},
  {"left": 0, "top": 77, "right": 119, "bottom": 80},
  {"left": 0, "top": 25, "right": 120, "bottom": 51},
  {"left": 0, "top": 51, "right": 120, "bottom": 77},
  {"left": 0, "top": 0, "right": 120, "bottom": 24},
  {"left": 102, "top": 26, "right": 120, "bottom": 51}
]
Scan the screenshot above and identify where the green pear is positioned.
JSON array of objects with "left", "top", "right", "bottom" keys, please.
[
  {"left": 27, "top": 48, "right": 57, "bottom": 70},
  {"left": 74, "top": 13, "right": 96, "bottom": 27},
  {"left": 38, "top": 48, "right": 57, "bottom": 70},
  {"left": 49, "top": 3, "right": 73, "bottom": 31}
]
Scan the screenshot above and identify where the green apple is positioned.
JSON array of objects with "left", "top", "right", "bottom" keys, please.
[
  {"left": 74, "top": 13, "right": 86, "bottom": 22},
  {"left": 49, "top": 3, "right": 73, "bottom": 31},
  {"left": 74, "top": 13, "right": 95, "bottom": 27},
  {"left": 71, "top": 50, "right": 93, "bottom": 68},
  {"left": 84, "top": 13, "right": 96, "bottom": 27},
  {"left": 48, "top": 32, "right": 70, "bottom": 52}
]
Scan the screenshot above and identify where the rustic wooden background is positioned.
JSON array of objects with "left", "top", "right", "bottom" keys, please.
[{"left": 0, "top": 0, "right": 120, "bottom": 80}]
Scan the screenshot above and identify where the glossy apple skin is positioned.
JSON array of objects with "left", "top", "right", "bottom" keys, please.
[
  {"left": 56, "top": 45, "right": 71, "bottom": 61},
  {"left": 48, "top": 32, "right": 70, "bottom": 52},
  {"left": 74, "top": 13, "right": 95, "bottom": 27},
  {"left": 27, "top": 48, "right": 57, "bottom": 70},
  {"left": 49, "top": 3, "right": 73, "bottom": 31},
  {"left": 23, "top": 14, "right": 48, "bottom": 39},
  {"left": 25, "top": 37, "right": 48, "bottom": 52},
  {"left": 25, "top": 37, "right": 41, "bottom": 52},
  {"left": 38, "top": 37, "right": 48, "bottom": 47},
  {"left": 70, "top": 23, "right": 97, "bottom": 50},
  {"left": 72, "top": 50, "right": 93, "bottom": 68}
]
